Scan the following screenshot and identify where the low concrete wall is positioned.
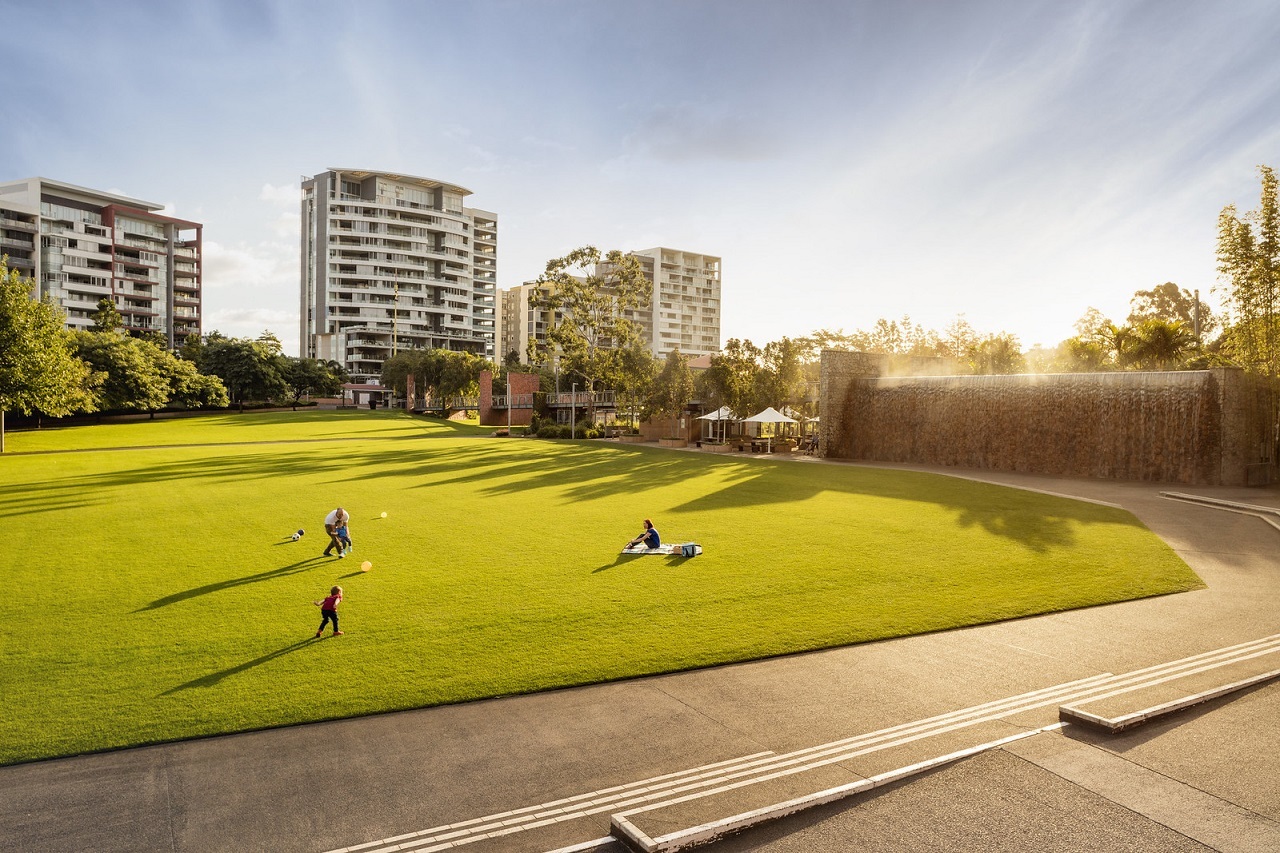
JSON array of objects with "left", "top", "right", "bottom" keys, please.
[{"left": 819, "top": 350, "right": 1277, "bottom": 486}]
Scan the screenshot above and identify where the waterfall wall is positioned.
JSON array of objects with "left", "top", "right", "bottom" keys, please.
[{"left": 818, "top": 351, "right": 1276, "bottom": 486}]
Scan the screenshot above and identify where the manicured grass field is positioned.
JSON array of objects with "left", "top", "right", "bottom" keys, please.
[{"left": 1, "top": 411, "right": 1202, "bottom": 765}]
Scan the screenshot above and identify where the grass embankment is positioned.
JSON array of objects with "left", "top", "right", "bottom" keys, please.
[{"left": 0, "top": 411, "right": 1202, "bottom": 764}]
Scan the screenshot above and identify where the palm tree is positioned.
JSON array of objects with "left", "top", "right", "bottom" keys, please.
[{"left": 1130, "top": 319, "right": 1197, "bottom": 370}]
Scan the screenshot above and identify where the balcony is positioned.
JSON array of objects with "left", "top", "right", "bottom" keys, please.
[{"left": 1, "top": 216, "right": 37, "bottom": 232}]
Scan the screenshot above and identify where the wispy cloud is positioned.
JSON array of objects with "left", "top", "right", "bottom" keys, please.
[
  {"left": 259, "top": 183, "right": 298, "bottom": 205},
  {"left": 6, "top": 0, "right": 1280, "bottom": 354}
]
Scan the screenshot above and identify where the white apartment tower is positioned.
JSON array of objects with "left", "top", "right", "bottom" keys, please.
[
  {"left": 300, "top": 169, "right": 497, "bottom": 383},
  {"left": 498, "top": 248, "right": 721, "bottom": 365},
  {"left": 0, "top": 177, "right": 203, "bottom": 347},
  {"left": 628, "top": 248, "right": 721, "bottom": 359}
]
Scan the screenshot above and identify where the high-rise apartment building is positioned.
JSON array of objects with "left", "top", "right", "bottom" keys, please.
[
  {"left": 498, "top": 247, "right": 721, "bottom": 366},
  {"left": 627, "top": 247, "right": 721, "bottom": 360},
  {"left": 0, "top": 177, "right": 203, "bottom": 346},
  {"left": 497, "top": 281, "right": 544, "bottom": 364},
  {"left": 300, "top": 169, "right": 496, "bottom": 383}
]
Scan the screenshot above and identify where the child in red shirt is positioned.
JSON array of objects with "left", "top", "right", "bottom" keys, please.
[{"left": 314, "top": 585, "right": 344, "bottom": 637}]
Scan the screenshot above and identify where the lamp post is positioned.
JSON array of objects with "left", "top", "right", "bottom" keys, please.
[
  {"left": 1194, "top": 288, "right": 1202, "bottom": 347},
  {"left": 571, "top": 382, "right": 576, "bottom": 439},
  {"left": 391, "top": 274, "right": 399, "bottom": 357},
  {"left": 506, "top": 372, "right": 511, "bottom": 433}
]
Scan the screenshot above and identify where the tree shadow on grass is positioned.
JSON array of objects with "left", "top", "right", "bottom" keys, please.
[
  {"left": 160, "top": 639, "right": 314, "bottom": 694},
  {"left": 10, "top": 429, "right": 1143, "bottom": 555},
  {"left": 136, "top": 556, "right": 328, "bottom": 611}
]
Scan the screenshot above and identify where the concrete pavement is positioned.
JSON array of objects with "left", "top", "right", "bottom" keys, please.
[{"left": 2, "top": 463, "right": 1278, "bottom": 852}]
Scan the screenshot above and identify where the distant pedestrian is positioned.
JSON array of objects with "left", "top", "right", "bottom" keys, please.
[
  {"left": 314, "top": 585, "right": 344, "bottom": 637},
  {"left": 323, "top": 507, "right": 349, "bottom": 557}
]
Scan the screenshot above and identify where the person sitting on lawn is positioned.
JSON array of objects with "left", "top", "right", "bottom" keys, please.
[{"left": 627, "top": 518, "right": 661, "bottom": 550}]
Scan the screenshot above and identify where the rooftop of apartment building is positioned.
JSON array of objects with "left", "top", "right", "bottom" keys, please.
[{"left": 0, "top": 177, "right": 164, "bottom": 213}]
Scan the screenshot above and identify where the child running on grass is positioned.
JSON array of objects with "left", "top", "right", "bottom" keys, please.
[{"left": 314, "top": 585, "right": 344, "bottom": 637}]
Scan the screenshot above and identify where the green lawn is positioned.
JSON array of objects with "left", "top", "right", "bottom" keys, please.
[{"left": 1, "top": 411, "right": 1203, "bottom": 764}]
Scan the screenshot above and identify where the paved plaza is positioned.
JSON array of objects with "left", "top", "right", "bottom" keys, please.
[{"left": 2, "top": 461, "right": 1278, "bottom": 852}]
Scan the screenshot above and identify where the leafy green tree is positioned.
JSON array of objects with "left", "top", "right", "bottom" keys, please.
[
  {"left": 700, "top": 338, "right": 761, "bottom": 417},
  {"left": 607, "top": 340, "right": 658, "bottom": 428},
  {"left": 163, "top": 353, "right": 228, "bottom": 410},
  {"left": 380, "top": 348, "right": 488, "bottom": 405},
  {"left": 283, "top": 357, "right": 347, "bottom": 409},
  {"left": 378, "top": 350, "right": 418, "bottom": 399},
  {"left": 756, "top": 337, "right": 808, "bottom": 412},
  {"left": 795, "top": 328, "right": 860, "bottom": 363},
  {"left": 438, "top": 350, "right": 489, "bottom": 400},
  {"left": 1058, "top": 338, "right": 1111, "bottom": 372},
  {"left": 1055, "top": 310, "right": 1131, "bottom": 371},
  {"left": 529, "top": 246, "right": 650, "bottom": 421},
  {"left": 0, "top": 258, "right": 96, "bottom": 450},
  {"left": 968, "top": 332, "right": 1026, "bottom": 374},
  {"left": 1217, "top": 165, "right": 1280, "bottom": 376},
  {"left": 936, "top": 316, "right": 981, "bottom": 361},
  {"left": 861, "top": 315, "right": 938, "bottom": 355},
  {"left": 647, "top": 349, "right": 694, "bottom": 438},
  {"left": 197, "top": 334, "right": 289, "bottom": 410},
  {"left": 71, "top": 331, "right": 171, "bottom": 414},
  {"left": 1128, "top": 282, "right": 1216, "bottom": 338},
  {"left": 90, "top": 297, "right": 123, "bottom": 334}
]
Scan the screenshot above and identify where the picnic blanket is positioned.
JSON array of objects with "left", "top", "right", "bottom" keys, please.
[{"left": 621, "top": 543, "right": 702, "bottom": 557}]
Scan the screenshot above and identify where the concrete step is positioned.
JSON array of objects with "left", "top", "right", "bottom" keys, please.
[
  {"left": 1060, "top": 650, "right": 1280, "bottom": 733},
  {"left": 330, "top": 636, "right": 1280, "bottom": 853},
  {"left": 609, "top": 634, "right": 1280, "bottom": 852},
  {"left": 610, "top": 722, "right": 1059, "bottom": 852}
]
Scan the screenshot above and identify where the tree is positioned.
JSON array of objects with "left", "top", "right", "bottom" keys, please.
[
  {"left": 380, "top": 348, "right": 486, "bottom": 406},
  {"left": 936, "top": 316, "right": 981, "bottom": 361},
  {"left": 529, "top": 246, "right": 650, "bottom": 422},
  {"left": 861, "top": 315, "right": 938, "bottom": 356},
  {"left": 699, "top": 338, "right": 761, "bottom": 417},
  {"left": 0, "top": 258, "right": 96, "bottom": 450},
  {"left": 163, "top": 353, "right": 229, "bottom": 410},
  {"left": 71, "top": 331, "right": 171, "bottom": 414},
  {"left": 604, "top": 339, "right": 657, "bottom": 427},
  {"left": 1128, "top": 282, "right": 1216, "bottom": 339},
  {"left": 968, "top": 332, "right": 1026, "bottom": 374},
  {"left": 90, "top": 297, "right": 123, "bottom": 334},
  {"left": 378, "top": 351, "right": 420, "bottom": 400},
  {"left": 1058, "top": 337, "right": 1111, "bottom": 372},
  {"left": 437, "top": 350, "right": 489, "bottom": 400},
  {"left": 72, "top": 331, "right": 230, "bottom": 415},
  {"left": 197, "top": 334, "right": 289, "bottom": 410},
  {"left": 795, "top": 328, "right": 860, "bottom": 363},
  {"left": 1127, "top": 319, "right": 1197, "bottom": 370},
  {"left": 756, "top": 337, "right": 808, "bottom": 412},
  {"left": 647, "top": 349, "right": 694, "bottom": 439},
  {"left": 1217, "top": 165, "right": 1280, "bottom": 376},
  {"left": 283, "top": 357, "right": 346, "bottom": 409}
]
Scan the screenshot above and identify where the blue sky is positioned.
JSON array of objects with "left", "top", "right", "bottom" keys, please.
[{"left": 5, "top": 0, "right": 1280, "bottom": 354}]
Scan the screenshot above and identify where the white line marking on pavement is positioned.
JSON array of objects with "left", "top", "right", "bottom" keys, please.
[{"left": 326, "top": 634, "right": 1280, "bottom": 853}]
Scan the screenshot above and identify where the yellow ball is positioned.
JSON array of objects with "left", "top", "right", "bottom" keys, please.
[
  {"left": 360, "top": 561, "right": 373, "bottom": 572},
  {"left": 380, "top": 511, "right": 388, "bottom": 518}
]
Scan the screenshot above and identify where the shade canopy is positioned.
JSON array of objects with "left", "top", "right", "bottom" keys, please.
[
  {"left": 744, "top": 406, "right": 797, "bottom": 424},
  {"left": 697, "top": 406, "right": 738, "bottom": 421}
]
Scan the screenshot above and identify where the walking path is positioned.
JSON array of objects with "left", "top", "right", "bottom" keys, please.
[{"left": 1, "top": 458, "right": 1277, "bottom": 852}]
